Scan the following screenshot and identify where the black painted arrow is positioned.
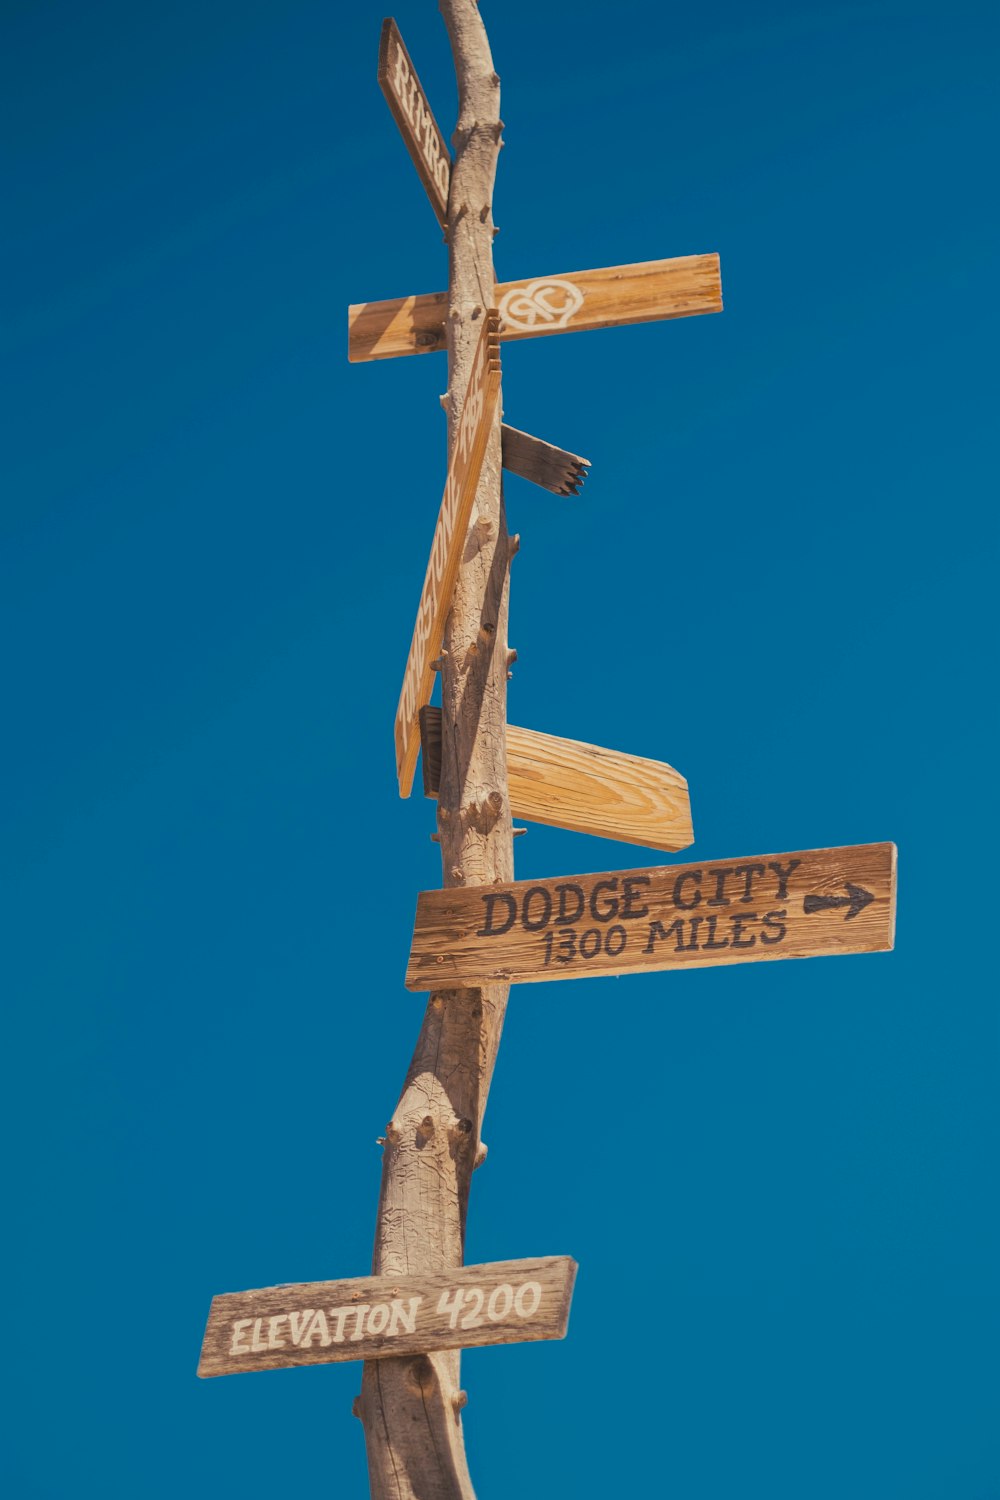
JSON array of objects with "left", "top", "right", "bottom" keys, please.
[{"left": 803, "top": 883, "right": 874, "bottom": 922}]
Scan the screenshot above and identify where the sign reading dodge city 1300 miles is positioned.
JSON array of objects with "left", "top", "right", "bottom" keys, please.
[
  {"left": 406, "top": 843, "right": 896, "bottom": 989},
  {"left": 198, "top": 1256, "right": 576, "bottom": 1377}
]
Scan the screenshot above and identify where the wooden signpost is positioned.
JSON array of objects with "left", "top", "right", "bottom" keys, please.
[
  {"left": 406, "top": 843, "right": 896, "bottom": 989},
  {"left": 420, "top": 706, "right": 693, "bottom": 851},
  {"left": 393, "top": 313, "right": 502, "bottom": 796},
  {"left": 199, "top": 1256, "right": 576, "bottom": 1378},
  {"left": 200, "top": 8, "right": 899, "bottom": 1496},
  {"left": 377, "top": 18, "right": 452, "bottom": 226},
  {"left": 348, "top": 253, "right": 722, "bottom": 362}
]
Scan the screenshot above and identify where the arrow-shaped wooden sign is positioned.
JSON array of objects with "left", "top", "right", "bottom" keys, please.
[
  {"left": 420, "top": 707, "right": 693, "bottom": 851},
  {"left": 348, "top": 253, "right": 722, "bottom": 362},
  {"left": 406, "top": 842, "right": 896, "bottom": 989},
  {"left": 501, "top": 424, "right": 590, "bottom": 496},
  {"left": 394, "top": 313, "right": 502, "bottom": 796},
  {"left": 377, "top": 18, "right": 452, "bottom": 226},
  {"left": 198, "top": 1256, "right": 577, "bottom": 1377}
]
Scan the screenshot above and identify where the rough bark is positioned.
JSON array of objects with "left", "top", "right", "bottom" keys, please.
[{"left": 356, "top": 4, "right": 508, "bottom": 1496}]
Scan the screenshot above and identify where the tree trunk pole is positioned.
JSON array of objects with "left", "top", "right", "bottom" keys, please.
[{"left": 356, "top": 4, "right": 508, "bottom": 1496}]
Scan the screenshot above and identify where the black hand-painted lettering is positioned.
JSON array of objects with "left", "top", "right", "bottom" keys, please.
[
  {"left": 555, "top": 927, "right": 576, "bottom": 963},
  {"left": 768, "top": 859, "right": 801, "bottom": 902},
  {"left": 555, "top": 883, "right": 585, "bottom": 925},
  {"left": 802, "top": 884, "right": 874, "bottom": 921},
  {"left": 730, "top": 913, "right": 758, "bottom": 949},
  {"left": 621, "top": 876, "right": 651, "bottom": 920},
  {"left": 589, "top": 878, "right": 620, "bottom": 922},
  {"left": 521, "top": 886, "right": 553, "bottom": 931},
  {"left": 706, "top": 867, "right": 734, "bottom": 907},
  {"left": 760, "top": 909, "right": 787, "bottom": 945},
  {"left": 733, "top": 863, "right": 766, "bottom": 903},
  {"left": 579, "top": 928, "right": 602, "bottom": 959},
  {"left": 673, "top": 871, "right": 702, "bottom": 910},
  {"left": 702, "top": 914, "right": 730, "bottom": 950},
  {"left": 477, "top": 892, "right": 516, "bottom": 937}
]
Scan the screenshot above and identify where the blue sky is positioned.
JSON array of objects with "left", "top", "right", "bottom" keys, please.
[{"left": 3, "top": 1, "right": 997, "bottom": 1496}]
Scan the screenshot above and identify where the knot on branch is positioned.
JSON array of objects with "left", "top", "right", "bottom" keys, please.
[
  {"left": 463, "top": 790, "right": 504, "bottom": 834},
  {"left": 450, "top": 1116, "right": 474, "bottom": 1140},
  {"left": 405, "top": 1355, "right": 438, "bottom": 1398},
  {"left": 474, "top": 1141, "right": 489, "bottom": 1170}
]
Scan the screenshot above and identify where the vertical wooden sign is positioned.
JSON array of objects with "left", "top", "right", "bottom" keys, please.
[
  {"left": 394, "top": 313, "right": 502, "bottom": 795},
  {"left": 378, "top": 18, "right": 452, "bottom": 226}
]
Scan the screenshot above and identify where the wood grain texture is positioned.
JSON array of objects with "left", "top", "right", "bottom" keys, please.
[
  {"left": 501, "top": 424, "right": 590, "bottom": 496},
  {"left": 377, "top": 18, "right": 452, "bottom": 226},
  {"left": 360, "top": 9, "right": 514, "bottom": 1495},
  {"left": 406, "top": 843, "right": 896, "bottom": 989},
  {"left": 420, "top": 707, "right": 693, "bottom": 851},
  {"left": 199, "top": 1257, "right": 576, "bottom": 1377},
  {"left": 393, "top": 315, "right": 502, "bottom": 795},
  {"left": 348, "top": 253, "right": 722, "bottom": 362}
]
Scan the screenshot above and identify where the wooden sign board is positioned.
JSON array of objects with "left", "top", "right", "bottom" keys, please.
[
  {"left": 198, "top": 1256, "right": 577, "bottom": 1378},
  {"left": 501, "top": 424, "right": 590, "bottom": 496},
  {"left": 406, "top": 842, "right": 896, "bottom": 989},
  {"left": 394, "top": 314, "right": 502, "bottom": 796},
  {"left": 377, "top": 18, "right": 451, "bottom": 227},
  {"left": 420, "top": 707, "right": 693, "bottom": 852},
  {"left": 348, "top": 253, "right": 722, "bottom": 362}
]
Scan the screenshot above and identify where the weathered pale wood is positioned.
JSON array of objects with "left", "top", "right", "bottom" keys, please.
[
  {"left": 501, "top": 425, "right": 590, "bottom": 496},
  {"left": 406, "top": 843, "right": 897, "bottom": 989},
  {"left": 347, "top": 253, "right": 722, "bottom": 362},
  {"left": 394, "top": 314, "right": 502, "bottom": 796},
  {"left": 378, "top": 18, "right": 452, "bottom": 226},
  {"left": 198, "top": 1256, "right": 576, "bottom": 1377},
  {"left": 420, "top": 707, "right": 693, "bottom": 852},
  {"left": 358, "top": 6, "right": 513, "bottom": 1497}
]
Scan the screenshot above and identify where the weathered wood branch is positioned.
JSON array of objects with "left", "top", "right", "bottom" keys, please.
[{"left": 356, "top": 3, "right": 508, "bottom": 1496}]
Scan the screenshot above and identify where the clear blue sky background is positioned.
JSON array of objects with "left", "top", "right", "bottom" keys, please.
[{"left": 3, "top": 1, "right": 997, "bottom": 1496}]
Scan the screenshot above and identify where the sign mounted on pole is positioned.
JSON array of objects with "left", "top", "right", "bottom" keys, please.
[
  {"left": 420, "top": 707, "right": 693, "bottom": 852},
  {"left": 377, "top": 18, "right": 452, "bottom": 227},
  {"left": 348, "top": 253, "right": 723, "bottom": 362},
  {"left": 198, "top": 1255, "right": 577, "bottom": 1378},
  {"left": 501, "top": 424, "right": 590, "bottom": 496},
  {"left": 406, "top": 842, "right": 896, "bottom": 989},
  {"left": 394, "top": 313, "right": 502, "bottom": 796}
]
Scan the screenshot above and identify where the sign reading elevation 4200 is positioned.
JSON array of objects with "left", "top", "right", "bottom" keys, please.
[
  {"left": 407, "top": 843, "right": 896, "bottom": 988},
  {"left": 198, "top": 1256, "right": 576, "bottom": 1378}
]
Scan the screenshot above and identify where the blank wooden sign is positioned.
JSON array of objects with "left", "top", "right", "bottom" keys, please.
[
  {"left": 198, "top": 1256, "right": 577, "bottom": 1378},
  {"left": 406, "top": 843, "right": 896, "bottom": 990},
  {"left": 394, "top": 314, "right": 502, "bottom": 796},
  {"left": 348, "top": 253, "right": 722, "bottom": 362},
  {"left": 501, "top": 424, "right": 590, "bottom": 496},
  {"left": 377, "top": 18, "right": 451, "bottom": 226},
  {"left": 420, "top": 708, "right": 693, "bottom": 852}
]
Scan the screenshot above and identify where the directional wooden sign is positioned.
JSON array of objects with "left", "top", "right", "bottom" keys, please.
[
  {"left": 198, "top": 1255, "right": 577, "bottom": 1378},
  {"left": 420, "top": 707, "right": 693, "bottom": 852},
  {"left": 406, "top": 842, "right": 896, "bottom": 989},
  {"left": 394, "top": 313, "right": 502, "bottom": 796},
  {"left": 378, "top": 18, "right": 451, "bottom": 227},
  {"left": 348, "top": 253, "right": 722, "bottom": 362},
  {"left": 501, "top": 424, "right": 590, "bottom": 496}
]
